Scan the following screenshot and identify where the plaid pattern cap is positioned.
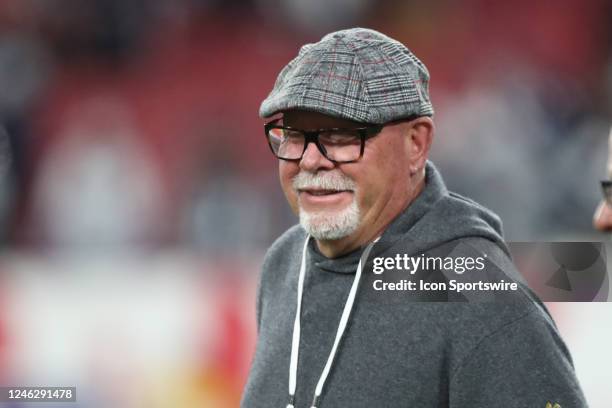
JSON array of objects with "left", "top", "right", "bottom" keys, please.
[{"left": 259, "top": 27, "right": 434, "bottom": 124}]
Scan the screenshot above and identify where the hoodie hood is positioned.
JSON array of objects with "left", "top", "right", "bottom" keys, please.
[{"left": 309, "top": 161, "right": 508, "bottom": 274}]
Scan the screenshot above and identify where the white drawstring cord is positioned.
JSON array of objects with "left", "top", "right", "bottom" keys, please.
[
  {"left": 287, "top": 235, "right": 311, "bottom": 408},
  {"left": 287, "top": 235, "right": 380, "bottom": 408}
]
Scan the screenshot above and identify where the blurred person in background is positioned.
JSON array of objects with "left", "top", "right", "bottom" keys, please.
[
  {"left": 242, "top": 28, "right": 587, "bottom": 408},
  {"left": 594, "top": 128, "right": 612, "bottom": 231}
]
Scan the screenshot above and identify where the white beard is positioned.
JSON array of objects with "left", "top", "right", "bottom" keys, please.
[
  {"left": 299, "top": 198, "right": 360, "bottom": 240},
  {"left": 293, "top": 171, "right": 360, "bottom": 240}
]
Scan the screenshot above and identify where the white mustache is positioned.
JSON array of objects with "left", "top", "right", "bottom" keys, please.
[{"left": 292, "top": 171, "right": 356, "bottom": 191}]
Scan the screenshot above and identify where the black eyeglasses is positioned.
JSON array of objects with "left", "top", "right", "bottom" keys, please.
[
  {"left": 602, "top": 180, "right": 612, "bottom": 205},
  {"left": 264, "top": 118, "right": 384, "bottom": 163}
]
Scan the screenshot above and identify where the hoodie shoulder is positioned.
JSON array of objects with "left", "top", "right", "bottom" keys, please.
[
  {"left": 419, "top": 237, "right": 566, "bottom": 380},
  {"left": 443, "top": 192, "right": 505, "bottom": 237}
]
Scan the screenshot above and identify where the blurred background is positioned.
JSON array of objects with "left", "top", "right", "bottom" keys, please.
[{"left": 0, "top": 0, "right": 611, "bottom": 406}]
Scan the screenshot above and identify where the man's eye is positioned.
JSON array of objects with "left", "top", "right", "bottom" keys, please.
[
  {"left": 320, "top": 132, "right": 360, "bottom": 145},
  {"left": 282, "top": 130, "right": 304, "bottom": 142}
]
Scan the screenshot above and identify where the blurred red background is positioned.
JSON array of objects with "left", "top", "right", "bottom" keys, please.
[{"left": 0, "top": 0, "right": 611, "bottom": 406}]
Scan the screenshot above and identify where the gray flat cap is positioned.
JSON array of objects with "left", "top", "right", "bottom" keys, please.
[{"left": 260, "top": 27, "right": 434, "bottom": 124}]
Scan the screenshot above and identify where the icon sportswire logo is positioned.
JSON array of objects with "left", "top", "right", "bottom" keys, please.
[{"left": 545, "top": 403, "right": 561, "bottom": 408}]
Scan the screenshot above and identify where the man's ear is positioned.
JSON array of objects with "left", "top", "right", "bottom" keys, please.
[{"left": 405, "top": 116, "right": 434, "bottom": 174}]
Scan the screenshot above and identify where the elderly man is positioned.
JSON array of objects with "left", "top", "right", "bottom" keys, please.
[{"left": 242, "top": 28, "right": 587, "bottom": 408}]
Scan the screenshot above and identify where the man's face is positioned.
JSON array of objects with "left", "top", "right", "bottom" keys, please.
[{"left": 279, "top": 110, "right": 419, "bottom": 244}]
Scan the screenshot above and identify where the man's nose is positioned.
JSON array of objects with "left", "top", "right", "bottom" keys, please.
[
  {"left": 299, "top": 141, "right": 335, "bottom": 172},
  {"left": 593, "top": 200, "right": 612, "bottom": 231}
]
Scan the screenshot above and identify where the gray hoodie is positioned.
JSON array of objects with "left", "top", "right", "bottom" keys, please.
[{"left": 242, "top": 162, "right": 588, "bottom": 408}]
